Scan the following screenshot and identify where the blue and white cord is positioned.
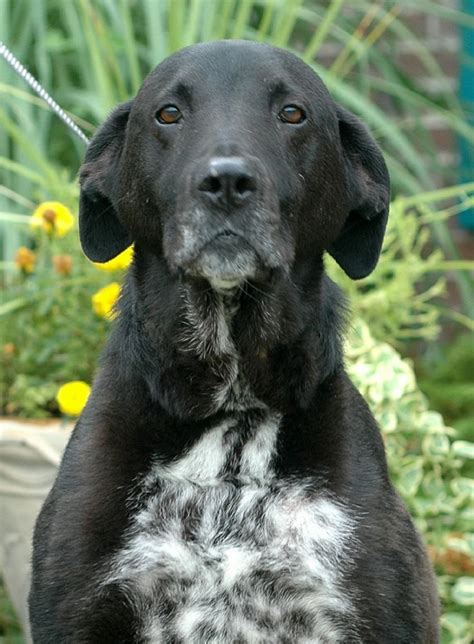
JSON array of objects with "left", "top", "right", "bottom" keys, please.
[{"left": 0, "top": 41, "right": 90, "bottom": 146}]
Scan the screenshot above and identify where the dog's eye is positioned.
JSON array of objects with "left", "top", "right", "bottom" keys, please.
[
  {"left": 156, "top": 105, "right": 182, "bottom": 124},
  {"left": 279, "top": 105, "right": 306, "bottom": 124}
]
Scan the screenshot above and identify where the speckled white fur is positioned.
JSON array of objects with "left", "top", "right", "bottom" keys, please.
[
  {"left": 102, "top": 412, "right": 360, "bottom": 643},
  {"left": 179, "top": 284, "right": 266, "bottom": 414},
  {"left": 180, "top": 286, "right": 235, "bottom": 359}
]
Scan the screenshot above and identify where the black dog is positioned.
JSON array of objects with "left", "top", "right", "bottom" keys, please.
[{"left": 29, "top": 41, "right": 439, "bottom": 643}]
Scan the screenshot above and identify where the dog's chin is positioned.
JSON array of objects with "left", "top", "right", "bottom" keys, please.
[{"left": 185, "top": 232, "right": 263, "bottom": 292}]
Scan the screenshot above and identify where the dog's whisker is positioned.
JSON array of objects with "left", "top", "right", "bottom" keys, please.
[
  {"left": 240, "top": 281, "right": 260, "bottom": 304},
  {"left": 244, "top": 279, "right": 279, "bottom": 304}
]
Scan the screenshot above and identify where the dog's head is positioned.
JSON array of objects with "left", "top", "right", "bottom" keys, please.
[{"left": 79, "top": 40, "right": 389, "bottom": 288}]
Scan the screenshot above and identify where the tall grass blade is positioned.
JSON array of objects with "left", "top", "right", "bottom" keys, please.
[
  {"left": 255, "top": 0, "right": 275, "bottom": 42},
  {"left": 303, "top": 0, "right": 345, "bottom": 62},
  {"left": 119, "top": 0, "right": 141, "bottom": 93},
  {"left": 168, "top": 0, "right": 185, "bottom": 54},
  {"left": 232, "top": 0, "right": 253, "bottom": 39}
]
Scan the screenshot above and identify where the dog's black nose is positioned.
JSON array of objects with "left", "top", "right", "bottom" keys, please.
[{"left": 198, "top": 157, "right": 257, "bottom": 207}]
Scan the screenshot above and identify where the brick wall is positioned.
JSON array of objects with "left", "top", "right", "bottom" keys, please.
[
  {"left": 398, "top": 2, "right": 459, "bottom": 167},
  {"left": 314, "top": 1, "right": 472, "bottom": 263},
  {"left": 314, "top": 1, "right": 461, "bottom": 168}
]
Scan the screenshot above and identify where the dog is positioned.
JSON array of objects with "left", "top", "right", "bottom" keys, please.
[{"left": 29, "top": 40, "right": 439, "bottom": 643}]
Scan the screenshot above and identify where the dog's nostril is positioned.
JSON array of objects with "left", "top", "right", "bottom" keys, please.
[
  {"left": 235, "top": 176, "right": 256, "bottom": 195},
  {"left": 198, "top": 156, "right": 257, "bottom": 205},
  {"left": 199, "top": 175, "right": 221, "bottom": 194}
]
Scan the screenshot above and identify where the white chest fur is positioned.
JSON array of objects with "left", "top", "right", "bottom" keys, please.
[{"left": 102, "top": 411, "right": 359, "bottom": 643}]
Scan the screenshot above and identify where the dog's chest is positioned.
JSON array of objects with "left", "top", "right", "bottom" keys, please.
[{"left": 103, "top": 412, "right": 359, "bottom": 643}]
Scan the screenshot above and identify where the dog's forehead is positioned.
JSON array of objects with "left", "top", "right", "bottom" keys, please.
[{"left": 138, "top": 40, "right": 331, "bottom": 105}]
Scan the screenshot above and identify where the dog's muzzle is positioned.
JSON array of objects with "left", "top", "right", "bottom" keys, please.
[
  {"left": 164, "top": 153, "right": 291, "bottom": 289},
  {"left": 188, "top": 156, "right": 258, "bottom": 289}
]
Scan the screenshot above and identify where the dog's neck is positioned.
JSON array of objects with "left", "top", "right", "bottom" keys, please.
[{"left": 113, "top": 249, "right": 346, "bottom": 420}]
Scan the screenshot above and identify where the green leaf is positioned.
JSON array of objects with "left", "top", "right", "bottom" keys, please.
[
  {"left": 302, "top": 0, "right": 345, "bottom": 62},
  {"left": 450, "top": 477, "right": 474, "bottom": 498},
  {"left": 441, "top": 611, "right": 469, "bottom": 637},
  {"left": 422, "top": 433, "right": 451, "bottom": 461},
  {"left": 452, "top": 441, "right": 474, "bottom": 460},
  {"left": 0, "top": 211, "right": 31, "bottom": 224},
  {"left": 445, "top": 534, "right": 474, "bottom": 557},
  {"left": 451, "top": 577, "right": 474, "bottom": 606},
  {"left": 421, "top": 472, "right": 447, "bottom": 500},
  {"left": 397, "top": 459, "right": 424, "bottom": 497}
]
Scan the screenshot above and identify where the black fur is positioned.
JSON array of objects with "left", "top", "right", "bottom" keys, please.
[{"left": 29, "top": 41, "right": 439, "bottom": 643}]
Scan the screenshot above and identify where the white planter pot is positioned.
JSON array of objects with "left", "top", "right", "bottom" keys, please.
[{"left": 0, "top": 418, "right": 71, "bottom": 641}]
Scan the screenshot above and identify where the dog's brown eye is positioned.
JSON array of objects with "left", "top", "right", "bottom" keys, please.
[
  {"left": 156, "top": 105, "right": 182, "bottom": 124},
  {"left": 279, "top": 105, "right": 306, "bottom": 124}
]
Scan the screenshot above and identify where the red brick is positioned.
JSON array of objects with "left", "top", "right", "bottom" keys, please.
[
  {"left": 400, "top": 11, "right": 429, "bottom": 37},
  {"left": 436, "top": 51, "right": 459, "bottom": 77},
  {"left": 430, "top": 126, "right": 456, "bottom": 151}
]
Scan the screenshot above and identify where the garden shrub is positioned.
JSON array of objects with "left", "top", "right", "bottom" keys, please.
[
  {"left": 328, "top": 186, "right": 474, "bottom": 347},
  {"left": 346, "top": 320, "right": 473, "bottom": 644},
  {"left": 418, "top": 333, "right": 474, "bottom": 442}
]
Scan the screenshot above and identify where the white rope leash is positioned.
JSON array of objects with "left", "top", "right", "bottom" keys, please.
[{"left": 0, "top": 41, "right": 90, "bottom": 146}]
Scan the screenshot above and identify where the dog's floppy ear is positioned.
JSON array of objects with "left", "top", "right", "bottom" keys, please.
[
  {"left": 79, "top": 101, "right": 133, "bottom": 262},
  {"left": 328, "top": 105, "right": 390, "bottom": 280}
]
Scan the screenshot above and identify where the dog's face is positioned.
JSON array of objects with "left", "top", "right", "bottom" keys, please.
[{"left": 79, "top": 41, "right": 389, "bottom": 286}]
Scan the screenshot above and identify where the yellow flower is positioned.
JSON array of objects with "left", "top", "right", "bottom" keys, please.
[
  {"left": 93, "top": 245, "right": 134, "bottom": 272},
  {"left": 30, "top": 201, "right": 74, "bottom": 237},
  {"left": 15, "top": 246, "right": 36, "bottom": 273},
  {"left": 92, "top": 282, "right": 120, "bottom": 320},
  {"left": 56, "top": 381, "right": 91, "bottom": 416}
]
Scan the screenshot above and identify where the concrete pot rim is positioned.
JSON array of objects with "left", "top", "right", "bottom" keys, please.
[{"left": 0, "top": 416, "right": 71, "bottom": 641}]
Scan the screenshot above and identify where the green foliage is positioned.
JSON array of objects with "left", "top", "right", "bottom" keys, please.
[
  {"left": 346, "top": 320, "right": 474, "bottom": 644},
  {"left": 418, "top": 333, "right": 474, "bottom": 442},
  {"left": 1, "top": 0, "right": 473, "bottom": 311},
  {"left": 0, "top": 201, "right": 119, "bottom": 417},
  {"left": 3, "top": 376, "right": 58, "bottom": 419},
  {"left": 328, "top": 183, "right": 474, "bottom": 345},
  {"left": 2, "top": 0, "right": 473, "bottom": 179},
  {"left": 0, "top": 576, "right": 24, "bottom": 644}
]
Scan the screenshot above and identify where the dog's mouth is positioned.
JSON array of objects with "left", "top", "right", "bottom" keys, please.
[
  {"left": 164, "top": 199, "right": 293, "bottom": 292},
  {"left": 186, "top": 230, "right": 260, "bottom": 290},
  {"left": 181, "top": 229, "right": 274, "bottom": 291}
]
